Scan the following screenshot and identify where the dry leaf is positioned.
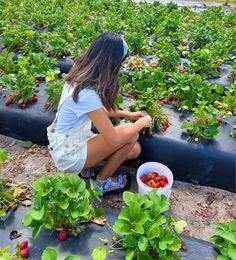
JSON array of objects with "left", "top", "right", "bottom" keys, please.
[
  {"left": 91, "top": 216, "right": 107, "bottom": 225},
  {"left": 20, "top": 200, "right": 32, "bottom": 206}
]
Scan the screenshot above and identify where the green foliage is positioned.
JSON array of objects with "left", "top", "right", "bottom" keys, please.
[
  {"left": 44, "top": 78, "right": 65, "bottom": 111},
  {"left": 23, "top": 173, "right": 104, "bottom": 238},
  {"left": 154, "top": 40, "right": 180, "bottom": 72},
  {"left": 42, "top": 247, "right": 81, "bottom": 260},
  {"left": 0, "top": 179, "right": 15, "bottom": 218},
  {"left": 0, "top": 148, "right": 11, "bottom": 162},
  {"left": 113, "top": 190, "right": 187, "bottom": 260},
  {"left": 181, "top": 102, "right": 221, "bottom": 141},
  {"left": 210, "top": 219, "right": 236, "bottom": 260},
  {"left": 92, "top": 247, "right": 107, "bottom": 260},
  {"left": 0, "top": 246, "right": 11, "bottom": 260}
]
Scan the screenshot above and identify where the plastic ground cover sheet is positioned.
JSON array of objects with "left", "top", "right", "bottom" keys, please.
[
  {"left": 0, "top": 85, "right": 235, "bottom": 192},
  {"left": 0, "top": 206, "right": 218, "bottom": 260}
]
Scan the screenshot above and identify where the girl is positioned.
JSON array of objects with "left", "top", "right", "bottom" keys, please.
[{"left": 47, "top": 32, "right": 152, "bottom": 196}]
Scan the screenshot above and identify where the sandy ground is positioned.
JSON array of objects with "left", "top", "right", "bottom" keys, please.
[{"left": 1, "top": 134, "right": 235, "bottom": 242}]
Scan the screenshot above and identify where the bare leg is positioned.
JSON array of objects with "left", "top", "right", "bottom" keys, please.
[{"left": 82, "top": 123, "right": 141, "bottom": 186}]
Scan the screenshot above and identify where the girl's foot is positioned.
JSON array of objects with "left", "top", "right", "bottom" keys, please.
[
  {"left": 95, "top": 174, "right": 131, "bottom": 196},
  {"left": 78, "top": 167, "right": 98, "bottom": 180}
]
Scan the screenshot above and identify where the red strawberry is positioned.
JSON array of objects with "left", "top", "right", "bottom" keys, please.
[
  {"left": 58, "top": 231, "right": 67, "bottom": 241},
  {"left": 146, "top": 180, "right": 155, "bottom": 188},
  {"left": 35, "top": 80, "right": 40, "bottom": 86},
  {"left": 5, "top": 98, "right": 13, "bottom": 106},
  {"left": 217, "top": 118, "right": 223, "bottom": 123},
  {"left": 161, "top": 176, "right": 168, "bottom": 183},
  {"left": 164, "top": 121, "right": 170, "bottom": 127},
  {"left": 20, "top": 248, "right": 29, "bottom": 258},
  {"left": 154, "top": 177, "right": 159, "bottom": 183},
  {"left": 21, "top": 104, "right": 27, "bottom": 109},
  {"left": 151, "top": 172, "right": 158, "bottom": 178},
  {"left": 146, "top": 175, "right": 152, "bottom": 181},
  {"left": 171, "top": 97, "right": 177, "bottom": 101},
  {"left": 156, "top": 182, "right": 161, "bottom": 188},
  {"left": 19, "top": 240, "right": 28, "bottom": 250},
  {"left": 140, "top": 176, "right": 145, "bottom": 183},
  {"left": 17, "top": 101, "right": 22, "bottom": 107},
  {"left": 163, "top": 99, "right": 168, "bottom": 104},
  {"left": 146, "top": 131, "right": 153, "bottom": 137},
  {"left": 33, "top": 95, "right": 38, "bottom": 102},
  {"left": 159, "top": 181, "right": 167, "bottom": 188}
]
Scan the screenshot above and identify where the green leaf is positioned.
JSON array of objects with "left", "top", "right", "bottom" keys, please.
[
  {"left": 134, "top": 223, "right": 144, "bottom": 234},
  {"left": 42, "top": 247, "right": 58, "bottom": 260},
  {"left": 123, "top": 236, "right": 138, "bottom": 248},
  {"left": 32, "top": 224, "right": 43, "bottom": 238},
  {"left": 0, "top": 209, "right": 6, "bottom": 217},
  {"left": 31, "top": 206, "right": 45, "bottom": 220},
  {"left": 147, "top": 223, "right": 160, "bottom": 239},
  {"left": 137, "top": 252, "right": 153, "bottom": 260},
  {"left": 173, "top": 220, "right": 187, "bottom": 234},
  {"left": 123, "top": 191, "right": 136, "bottom": 206},
  {"left": 229, "top": 220, "right": 236, "bottom": 232},
  {"left": 125, "top": 248, "right": 136, "bottom": 260},
  {"left": 64, "top": 256, "right": 81, "bottom": 260},
  {"left": 138, "top": 237, "right": 148, "bottom": 251},
  {"left": 22, "top": 141, "right": 33, "bottom": 148},
  {"left": 92, "top": 247, "right": 106, "bottom": 260},
  {"left": 23, "top": 210, "right": 33, "bottom": 226},
  {"left": 129, "top": 201, "right": 141, "bottom": 220}
]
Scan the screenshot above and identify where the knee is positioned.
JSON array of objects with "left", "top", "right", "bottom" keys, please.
[
  {"left": 130, "top": 132, "right": 139, "bottom": 144},
  {"left": 133, "top": 142, "right": 141, "bottom": 158}
]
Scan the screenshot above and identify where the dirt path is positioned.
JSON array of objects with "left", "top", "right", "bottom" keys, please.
[{"left": 1, "top": 134, "right": 235, "bottom": 241}]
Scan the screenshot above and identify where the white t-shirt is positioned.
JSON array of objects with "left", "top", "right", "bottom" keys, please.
[{"left": 55, "top": 83, "right": 103, "bottom": 133}]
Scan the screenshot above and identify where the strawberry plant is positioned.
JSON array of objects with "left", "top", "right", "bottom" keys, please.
[
  {"left": 210, "top": 219, "right": 236, "bottom": 260},
  {"left": 154, "top": 40, "right": 180, "bottom": 72},
  {"left": 110, "top": 190, "right": 187, "bottom": 260},
  {"left": 23, "top": 173, "right": 104, "bottom": 238},
  {"left": 44, "top": 78, "right": 65, "bottom": 111},
  {"left": 181, "top": 103, "right": 221, "bottom": 141}
]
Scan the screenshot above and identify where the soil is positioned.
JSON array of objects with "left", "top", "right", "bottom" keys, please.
[{"left": 1, "top": 134, "right": 235, "bottom": 242}]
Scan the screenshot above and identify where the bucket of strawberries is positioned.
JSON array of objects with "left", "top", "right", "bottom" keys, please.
[{"left": 136, "top": 162, "right": 173, "bottom": 200}]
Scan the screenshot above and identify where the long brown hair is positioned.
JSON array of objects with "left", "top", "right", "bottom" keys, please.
[{"left": 66, "top": 32, "right": 126, "bottom": 110}]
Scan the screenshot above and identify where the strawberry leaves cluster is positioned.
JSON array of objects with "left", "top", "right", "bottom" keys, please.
[
  {"left": 23, "top": 173, "right": 104, "bottom": 239},
  {"left": 111, "top": 190, "right": 187, "bottom": 260},
  {"left": 210, "top": 219, "right": 236, "bottom": 260},
  {"left": 0, "top": 50, "right": 59, "bottom": 108}
]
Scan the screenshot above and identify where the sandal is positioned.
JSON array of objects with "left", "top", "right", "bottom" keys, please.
[
  {"left": 78, "top": 167, "right": 98, "bottom": 180},
  {"left": 95, "top": 174, "right": 131, "bottom": 197}
]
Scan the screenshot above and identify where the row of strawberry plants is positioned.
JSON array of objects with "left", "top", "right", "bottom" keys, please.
[{"left": 0, "top": 1, "right": 235, "bottom": 57}]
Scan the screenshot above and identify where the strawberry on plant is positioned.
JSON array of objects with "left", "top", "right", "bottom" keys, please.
[
  {"left": 35, "top": 80, "right": 40, "bottom": 86},
  {"left": 58, "top": 231, "right": 67, "bottom": 241},
  {"left": 217, "top": 118, "right": 223, "bottom": 123},
  {"left": 17, "top": 101, "right": 22, "bottom": 107},
  {"left": 5, "top": 98, "right": 13, "bottom": 106},
  {"left": 146, "top": 131, "right": 153, "bottom": 137},
  {"left": 21, "top": 104, "right": 27, "bottom": 109},
  {"left": 33, "top": 96, "right": 38, "bottom": 102},
  {"left": 19, "top": 240, "right": 28, "bottom": 250},
  {"left": 20, "top": 248, "right": 29, "bottom": 258},
  {"left": 163, "top": 99, "right": 168, "bottom": 104}
]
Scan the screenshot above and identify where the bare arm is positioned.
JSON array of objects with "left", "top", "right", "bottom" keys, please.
[
  {"left": 103, "top": 107, "right": 147, "bottom": 120},
  {"left": 88, "top": 108, "right": 152, "bottom": 148}
]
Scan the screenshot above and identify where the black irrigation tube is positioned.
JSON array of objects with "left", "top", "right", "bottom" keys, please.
[
  {"left": 0, "top": 206, "right": 218, "bottom": 260},
  {"left": 0, "top": 84, "right": 235, "bottom": 192}
]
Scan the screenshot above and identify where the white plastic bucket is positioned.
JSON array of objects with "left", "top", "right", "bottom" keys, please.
[{"left": 136, "top": 162, "right": 173, "bottom": 200}]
